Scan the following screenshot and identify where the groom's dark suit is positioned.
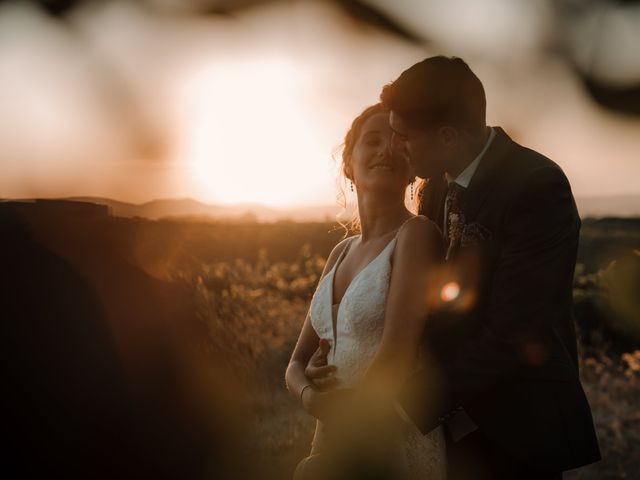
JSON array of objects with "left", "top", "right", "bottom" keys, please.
[{"left": 399, "top": 127, "right": 600, "bottom": 478}]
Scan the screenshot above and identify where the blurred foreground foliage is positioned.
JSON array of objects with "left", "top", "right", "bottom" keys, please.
[{"left": 575, "top": 250, "right": 640, "bottom": 351}]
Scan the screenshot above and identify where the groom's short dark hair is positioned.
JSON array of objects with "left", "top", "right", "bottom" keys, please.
[{"left": 380, "top": 55, "right": 486, "bottom": 136}]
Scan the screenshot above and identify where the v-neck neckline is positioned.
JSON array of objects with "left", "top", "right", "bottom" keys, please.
[
  {"left": 330, "top": 235, "right": 395, "bottom": 306},
  {"left": 326, "top": 234, "right": 397, "bottom": 353}
]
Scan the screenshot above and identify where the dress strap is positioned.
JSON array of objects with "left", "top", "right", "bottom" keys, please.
[{"left": 332, "top": 236, "right": 355, "bottom": 274}]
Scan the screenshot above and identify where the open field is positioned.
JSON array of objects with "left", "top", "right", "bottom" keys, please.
[{"left": 2, "top": 209, "right": 639, "bottom": 479}]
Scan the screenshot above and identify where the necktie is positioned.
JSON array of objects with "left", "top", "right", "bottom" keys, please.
[{"left": 444, "top": 182, "right": 465, "bottom": 259}]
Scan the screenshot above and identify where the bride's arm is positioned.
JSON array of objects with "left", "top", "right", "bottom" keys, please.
[
  {"left": 285, "top": 237, "right": 352, "bottom": 415},
  {"left": 358, "top": 216, "right": 443, "bottom": 407}
]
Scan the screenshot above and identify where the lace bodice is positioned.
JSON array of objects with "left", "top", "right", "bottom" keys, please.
[
  {"left": 310, "top": 235, "right": 396, "bottom": 388},
  {"left": 308, "top": 224, "right": 446, "bottom": 479}
]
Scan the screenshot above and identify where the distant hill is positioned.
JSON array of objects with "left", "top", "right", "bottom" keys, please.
[{"left": 66, "top": 196, "right": 351, "bottom": 222}]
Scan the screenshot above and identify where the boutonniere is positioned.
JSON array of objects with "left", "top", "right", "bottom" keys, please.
[
  {"left": 461, "top": 222, "right": 492, "bottom": 247},
  {"left": 449, "top": 213, "right": 465, "bottom": 243}
]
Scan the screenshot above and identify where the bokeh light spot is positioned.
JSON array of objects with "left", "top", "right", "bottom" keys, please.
[{"left": 440, "top": 281, "right": 460, "bottom": 303}]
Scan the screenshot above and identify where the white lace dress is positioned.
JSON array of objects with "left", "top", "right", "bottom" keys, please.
[{"left": 308, "top": 232, "right": 446, "bottom": 479}]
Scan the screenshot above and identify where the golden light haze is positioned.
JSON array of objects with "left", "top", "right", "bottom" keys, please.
[{"left": 0, "top": 0, "right": 639, "bottom": 210}]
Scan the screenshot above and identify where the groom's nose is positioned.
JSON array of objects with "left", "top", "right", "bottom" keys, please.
[
  {"left": 390, "top": 135, "right": 409, "bottom": 163},
  {"left": 390, "top": 133, "right": 405, "bottom": 153}
]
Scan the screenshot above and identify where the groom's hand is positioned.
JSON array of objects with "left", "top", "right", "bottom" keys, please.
[{"left": 305, "top": 338, "right": 339, "bottom": 390}]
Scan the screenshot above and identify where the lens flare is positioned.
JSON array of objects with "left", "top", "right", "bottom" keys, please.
[{"left": 440, "top": 281, "right": 460, "bottom": 303}]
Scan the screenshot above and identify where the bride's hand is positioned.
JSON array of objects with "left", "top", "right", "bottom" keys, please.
[{"left": 302, "top": 387, "right": 354, "bottom": 422}]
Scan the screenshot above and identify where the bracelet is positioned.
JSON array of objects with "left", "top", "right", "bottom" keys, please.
[{"left": 300, "top": 384, "right": 315, "bottom": 404}]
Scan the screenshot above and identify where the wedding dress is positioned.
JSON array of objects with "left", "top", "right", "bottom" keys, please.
[{"left": 308, "top": 228, "right": 446, "bottom": 479}]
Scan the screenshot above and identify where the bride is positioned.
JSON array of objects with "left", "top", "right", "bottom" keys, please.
[{"left": 285, "top": 103, "right": 446, "bottom": 479}]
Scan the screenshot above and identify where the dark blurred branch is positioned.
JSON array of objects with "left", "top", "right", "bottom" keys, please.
[{"left": 336, "top": 0, "right": 422, "bottom": 43}]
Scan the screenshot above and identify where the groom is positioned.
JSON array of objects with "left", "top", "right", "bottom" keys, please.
[{"left": 305, "top": 56, "right": 600, "bottom": 479}]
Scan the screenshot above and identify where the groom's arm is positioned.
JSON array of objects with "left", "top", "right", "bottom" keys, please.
[{"left": 400, "top": 164, "right": 581, "bottom": 434}]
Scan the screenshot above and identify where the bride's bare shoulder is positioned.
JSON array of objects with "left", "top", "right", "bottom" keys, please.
[{"left": 396, "top": 215, "right": 443, "bottom": 257}]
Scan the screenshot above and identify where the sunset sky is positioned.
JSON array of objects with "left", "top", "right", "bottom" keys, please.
[{"left": 1, "top": 0, "right": 639, "bottom": 208}]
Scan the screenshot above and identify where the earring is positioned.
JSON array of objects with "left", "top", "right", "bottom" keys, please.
[
  {"left": 350, "top": 180, "right": 354, "bottom": 192},
  {"left": 410, "top": 181, "right": 414, "bottom": 200}
]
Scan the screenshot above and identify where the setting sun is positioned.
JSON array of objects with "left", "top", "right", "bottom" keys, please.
[{"left": 179, "top": 58, "right": 331, "bottom": 207}]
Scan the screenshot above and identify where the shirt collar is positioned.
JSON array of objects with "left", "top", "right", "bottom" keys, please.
[{"left": 446, "top": 127, "right": 496, "bottom": 188}]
